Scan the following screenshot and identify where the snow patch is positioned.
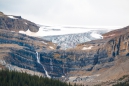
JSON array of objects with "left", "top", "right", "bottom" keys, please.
[
  {"left": 19, "top": 27, "right": 43, "bottom": 37},
  {"left": 49, "top": 46, "right": 54, "bottom": 49},
  {"left": 62, "top": 76, "right": 65, "bottom": 77},
  {"left": 19, "top": 29, "right": 36, "bottom": 36},
  {"left": 18, "top": 25, "right": 108, "bottom": 39},
  {"left": 18, "top": 26, "right": 96, "bottom": 37},
  {"left": 8, "top": 16, "right": 18, "bottom": 19},
  {"left": 11, "top": 31, "right": 15, "bottom": 32},
  {"left": 90, "top": 31, "right": 103, "bottom": 39},
  {"left": 82, "top": 46, "right": 93, "bottom": 50},
  {"left": 42, "top": 41, "right": 47, "bottom": 45},
  {"left": 24, "top": 22, "right": 28, "bottom": 25}
]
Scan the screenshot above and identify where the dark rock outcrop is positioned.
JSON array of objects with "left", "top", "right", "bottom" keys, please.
[
  {"left": 69, "top": 25, "right": 129, "bottom": 84},
  {"left": 0, "top": 11, "right": 39, "bottom": 32},
  {"left": 0, "top": 29, "right": 57, "bottom": 76}
]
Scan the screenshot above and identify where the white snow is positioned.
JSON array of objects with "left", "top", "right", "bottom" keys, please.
[
  {"left": 24, "top": 22, "right": 28, "bottom": 25},
  {"left": 11, "top": 31, "right": 15, "bottom": 32},
  {"left": 62, "top": 76, "right": 65, "bottom": 77},
  {"left": 8, "top": 16, "right": 18, "bottom": 19},
  {"left": 19, "top": 26, "right": 99, "bottom": 37},
  {"left": 90, "top": 31, "right": 103, "bottom": 39},
  {"left": 49, "top": 46, "right": 54, "bottom": 49},
  {"left": 82, "top": 46, "right": 93, "bottom": 50},
  {"left": 39, "top": 26, "right": 91, "bottom": 36},
  {"left": 36, "top": 52, "right": 51, "bottom": 78},
  {"left": 0, "top": 60, "right": 6, "bottom": 65},
  {"left": 18, "top": 25, "right": 111, "bottom": 37},
  {"left": 42, "top": 41, "right": 47, "bottom": 45},
  {"left": 19, "top": 29, "right": 36, "bottom": 36}
]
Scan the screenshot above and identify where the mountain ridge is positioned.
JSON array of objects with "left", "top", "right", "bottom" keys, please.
[
  {"left": 0, "top": 11, "right": 39, "bottom": 32},
  {"left": 0, "top": 11, "right": 129, "bottom": 85}
]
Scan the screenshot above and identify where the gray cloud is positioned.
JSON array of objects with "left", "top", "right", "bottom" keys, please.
[{"left": 0, "top": 0, "right": 129, "bottom": 28}]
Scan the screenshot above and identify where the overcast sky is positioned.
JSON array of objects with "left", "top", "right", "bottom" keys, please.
[{"left": 0, "top": 0, "right": 129, "bottom": 29}]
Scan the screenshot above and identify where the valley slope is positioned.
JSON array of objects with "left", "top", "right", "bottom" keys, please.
[{"left": 0, "top": 12, "right": 129, "bottom": 86}]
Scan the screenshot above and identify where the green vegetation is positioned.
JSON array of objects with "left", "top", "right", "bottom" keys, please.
[
  {"left": 113, "top": 75, "right": 129, "bottom": 86},
  {"left": 0, "top": 70, "right": 71, "bottom": 86}
]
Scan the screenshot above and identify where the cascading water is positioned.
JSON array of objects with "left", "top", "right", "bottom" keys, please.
[
  {"left": 36, "top": 52, "right": 40, "bottom": 63},
  {"left": 36, "top": 52, "right": 51, "bottom": 78},
  {"left": 50, "top": 58, "right": 53, "bottom": 71}
]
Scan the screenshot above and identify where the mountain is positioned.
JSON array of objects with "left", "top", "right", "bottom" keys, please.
[
  {"left": 103, "top": 26, "right": 129, "bottom": 39},
  {"left": 0, "top": 29, "right": 57, "bottom": 76},
  {"left": 0, "top": 11, "right": 39, "bottom": 32},
  {"left": 70, "top": 25, "right": 129, "bottom": 85},
  {"left": 0, "top": 11, "right": 129, "bottom": 86},
  {"left": 0, "top": 12, "right": 57, "bottom": 77}
]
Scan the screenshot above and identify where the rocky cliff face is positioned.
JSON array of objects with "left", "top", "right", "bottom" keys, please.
[
  {"left": 104, "top": 26, "right": 129, "bottom": 57},
  {"left": 70, "top": 25, "right": 129, "bottom": 85},
  {"left": 0, "top": 29, "right": 57, "bottom": 77},
  {"left": 0, "top": 11, "right": 129, "bottom": 85},
  {"left": 0, "top": 11, "right": 39, "bottom": 32}
]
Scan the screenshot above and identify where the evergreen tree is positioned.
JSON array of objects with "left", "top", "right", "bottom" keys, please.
[{"left": 0, "top": 70, "right": 71, "bottom": 86}]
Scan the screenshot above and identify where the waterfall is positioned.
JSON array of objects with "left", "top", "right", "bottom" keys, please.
[
  {"left": 36, "top": 52, "right": 51, "bottom": 78},
  {"left": 50, "top": 58, "right": 53, "bottom": 71},
  {"left": 36, "top": 52, "right": 40, "bottom": 63}
]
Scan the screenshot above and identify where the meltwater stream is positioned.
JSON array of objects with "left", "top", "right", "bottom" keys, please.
[
  {"left": 36, "top": 52, "right": 51, "bottom": 78},
  {"left": 50, "top": 58, "right": 53, "bottom": 71}
]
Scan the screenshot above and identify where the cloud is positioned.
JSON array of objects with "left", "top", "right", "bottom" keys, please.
[{"left": 0, "top": 0, "right": 129, "bottom": 28}]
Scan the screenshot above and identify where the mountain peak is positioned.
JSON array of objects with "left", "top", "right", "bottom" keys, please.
[
  {"left": 0, "top": 11, "right": 39, "bottom": 32},
  {"left": 0, "top": 11, "right": 5, "bottom": 16}
]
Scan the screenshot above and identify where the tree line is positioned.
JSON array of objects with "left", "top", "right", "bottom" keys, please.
[{"left": 0, "top": 70, "right": 84, "bottom": 86}]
